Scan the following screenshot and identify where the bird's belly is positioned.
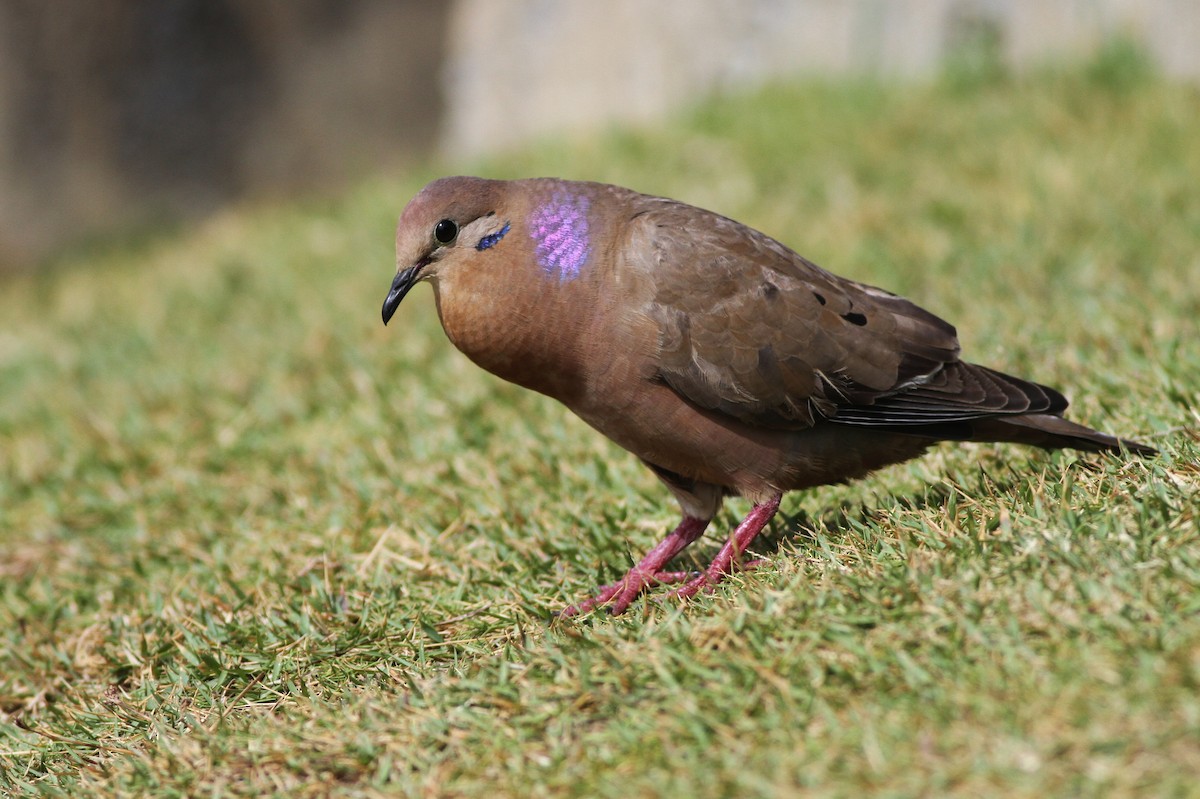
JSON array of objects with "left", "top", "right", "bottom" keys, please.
[{"left": 570, "top": 379, "right": 933, "bottom": 500}]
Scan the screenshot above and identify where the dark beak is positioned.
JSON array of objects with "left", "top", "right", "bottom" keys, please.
[{"left": 381, "top": 264, "right": 423, "bottom": 325}]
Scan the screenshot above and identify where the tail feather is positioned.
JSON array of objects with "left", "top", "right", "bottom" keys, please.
[{"left": 968, "top": 413, "right": 1158, "bottom": 456}]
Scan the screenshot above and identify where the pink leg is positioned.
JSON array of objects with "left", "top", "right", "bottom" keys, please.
[
  {"left": 668, "top": 494, "right": 782, "bottom": 602},
  {"left": 560, "top": 515, "right": 710, "bottom": 617},
  {"left": 635, "top": 559, "right": 766, "bottom": 587}
]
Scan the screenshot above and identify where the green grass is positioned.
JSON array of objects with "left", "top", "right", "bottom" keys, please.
[{"left": 2, "top": 54, "right": 1199, "bottom": 797}]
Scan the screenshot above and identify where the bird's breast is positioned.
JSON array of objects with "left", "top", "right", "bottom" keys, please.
[{"left": 431, "top": 269, "right": 600, "bottom": 405}]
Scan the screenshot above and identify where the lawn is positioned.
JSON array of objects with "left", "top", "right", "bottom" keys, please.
[{"left": 2, "top": 48, "right": 1198, "bottom": 797}]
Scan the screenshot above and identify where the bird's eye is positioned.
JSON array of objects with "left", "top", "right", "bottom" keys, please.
[{"left": 433, "top": 219, "right": 458, "bottom": 245}]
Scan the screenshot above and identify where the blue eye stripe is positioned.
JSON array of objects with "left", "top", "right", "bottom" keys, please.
[{"left": 476, "top": 222, "right": 511, "bottom": 251}]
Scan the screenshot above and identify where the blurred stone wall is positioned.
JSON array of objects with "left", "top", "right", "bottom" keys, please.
[
  {"left": 2, "top": 0, "right": 1196, "bottom": 270},
  {"left": 0, "top": 0, "right": 448, "bottom": 270},
  {"left": 444, "top": 0, "right": 1200, "bottom": 156}
]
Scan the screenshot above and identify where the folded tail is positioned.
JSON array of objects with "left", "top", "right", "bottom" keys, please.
[{"left": 966, "top": 413, "right": 1158, "bottom": 456}]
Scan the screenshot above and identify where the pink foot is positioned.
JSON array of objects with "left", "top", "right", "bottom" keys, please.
[
  {"left": 559, "top": 495, "right": 783, "bottom": 617},
  {"left": 559, "top": 516, "right": 709, "bottom": 617}
]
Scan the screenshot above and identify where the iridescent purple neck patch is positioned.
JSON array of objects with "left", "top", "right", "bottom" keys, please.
[{"left": 529, "top": 191, "right": 591, "bottom": 281}]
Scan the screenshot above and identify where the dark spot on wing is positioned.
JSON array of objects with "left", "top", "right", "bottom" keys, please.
[
  {"left": 842, "top": 311, "right": 867, "bottom": 326},
  {"left": 813, "top": 292, "right": 826, "bottom": 305},
  {"left": 762, "top": 281, "right": 779, "bottom": 299}
]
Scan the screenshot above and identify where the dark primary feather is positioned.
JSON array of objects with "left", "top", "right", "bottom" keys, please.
[{"left": 831, "top": 362, "right": 1068, "bottom": 425}]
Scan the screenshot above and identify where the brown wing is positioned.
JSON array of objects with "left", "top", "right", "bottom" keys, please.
[{"left": 624, "top": 197, "right": 1066, "bottom": 430}]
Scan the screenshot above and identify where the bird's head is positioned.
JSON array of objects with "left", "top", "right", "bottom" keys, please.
[{"left": 382, "top": 176, "right": 511, "bottom": 325}]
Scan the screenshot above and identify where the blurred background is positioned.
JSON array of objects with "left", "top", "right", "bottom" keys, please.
[{"left": 1, "top": 0, "right": 1197, "bottom": 272}]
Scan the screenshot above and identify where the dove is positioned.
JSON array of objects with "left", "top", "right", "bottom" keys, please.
[{"left": 380, "top": 176, "right": 1156, "bottom": 617}]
